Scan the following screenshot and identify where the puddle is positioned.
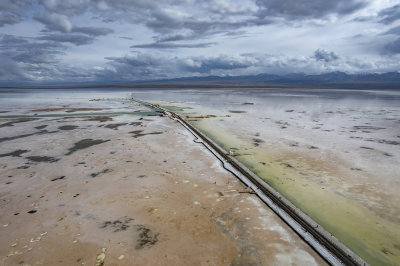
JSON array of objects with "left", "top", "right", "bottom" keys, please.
[
  {"left": 35, "top": 125, "right": 48, "bottom": 129},
  {"left": 0, "top": 118, "right": 38, "bottom": 128},
  {"left": 84, "top": 116, "right": 113, "bottom": 122},
  {"left": 51, "top": 176, "right": 65, "bottom": 181},
  {"left": 104, "top": 123, "right": 128, "bottom": 130},
  {"left": 26, "top": 156, "right": 59, "bottom": 163},
  {"left": 90, "top": 169, "right": 113, "bottom": 178},
  {"left": 0, "top": 130, "right": 58, "bottom": 143},
  {"left": 129, "top": 130, "right": 163, "bottom": 138},
  {"left": 252, "top": 138, "right": 265, "bottom": 147},
  {"left": 66, "top": 139, "right": 110, "bottom": 155},
  {"left": 0, "top": 149, "right": 30, "bottom": 157},
  {"left": 58, "top": 125, "right": 79, "bottom": 130}
]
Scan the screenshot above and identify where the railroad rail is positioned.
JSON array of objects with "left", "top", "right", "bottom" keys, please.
[{"left": 132, "top": 98, "right": 368, "bottom": 266}]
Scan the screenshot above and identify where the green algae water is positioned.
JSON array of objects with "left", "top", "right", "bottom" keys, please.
[
  {"left": 188, "top": 118, "right": 400, "bottom": 265},
  {"left": 149, "top": 88, "right": 400, "bottom": 266}
]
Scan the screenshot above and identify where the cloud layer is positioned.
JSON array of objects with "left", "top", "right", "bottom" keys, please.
[{"left": 0, "top": 0, "right": 399, "bottom": 83}]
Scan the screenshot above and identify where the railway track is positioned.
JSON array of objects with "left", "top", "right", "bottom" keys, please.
[{"left": 132, "top": 98, "right": 368, "bottom": 266}]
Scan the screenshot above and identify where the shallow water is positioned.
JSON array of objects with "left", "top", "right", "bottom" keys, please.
[
  {"left": 1, "top": 87, "right": 400, "bottom": 264},
  {"left": 136, "top": 88, "right": 400, "bottom": 265}
]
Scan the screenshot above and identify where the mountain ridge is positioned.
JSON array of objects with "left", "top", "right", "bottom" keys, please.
[{"left": 1, "top": 71, "right": 400, "bottom": 89}]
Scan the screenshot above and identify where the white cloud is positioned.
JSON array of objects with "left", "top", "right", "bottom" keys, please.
[
  {"left": 35, "top": 12, "right": 73, "bottom": 32},
  {"left": 0, "top": 0, "right": 400, "bottom": 83}
]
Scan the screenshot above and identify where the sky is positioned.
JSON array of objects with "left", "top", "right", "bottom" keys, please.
[{"left": 0, "top": 0, "right": 400, "bottom": 83}]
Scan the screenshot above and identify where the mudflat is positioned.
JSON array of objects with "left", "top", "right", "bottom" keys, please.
[{"left": 0, "top": 98, "right": 325, "bottom": 265}]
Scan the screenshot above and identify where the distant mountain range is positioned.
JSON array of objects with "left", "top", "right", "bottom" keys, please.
[
  {"left": 2, "top": 71, "right": 400, "bottom": 89},
  {"left": 154, "top": 71, "right": 400, "bottom": 89}
]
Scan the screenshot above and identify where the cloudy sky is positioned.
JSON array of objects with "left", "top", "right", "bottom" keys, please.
[{"left": 0, "top": 0, "right": 400, "bottom": 83}]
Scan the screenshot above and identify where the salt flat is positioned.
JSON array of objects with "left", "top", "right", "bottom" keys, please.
[
  {"left": 0, "top": 92, "right": 325, "bottom": 265},
  {"left": 144, "top": 88, "right": 400, "bottom": 265}
]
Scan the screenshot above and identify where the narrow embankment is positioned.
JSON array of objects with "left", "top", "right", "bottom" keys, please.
[{"left": 133, "top": 98, "right": 368, "bottom": 266}]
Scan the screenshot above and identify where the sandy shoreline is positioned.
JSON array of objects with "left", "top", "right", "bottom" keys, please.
[{"left": 0, "top": 98, "right": 325, "bottom": 265}]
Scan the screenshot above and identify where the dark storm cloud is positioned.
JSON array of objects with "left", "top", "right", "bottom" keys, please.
[
  {"left": 380, "top": 24, "right": 400, "bottom": 55},
  {"left": 2, "top": 0, "right": 254, "bottom": 44},
  {"left": 0, "top": 54, "right": 28, "bottom": 80},
  {"left": 11, "top": 43, "right": 63, "bottom": 64},
  {"left": 100, "top": 52, "right": 378, "bottom": 80},
  {"left": 105, "top": 53, "right": 159, "bottom": 68},
  {"left": 36, "top": 0, "right": 253, "bottom": 41},
  {"left": 35, "top": 12, "right": 114, "bottom": 38},
  {"left": 378, "top": 4, "right": 400, "bottom": 24},
  {"left": 180, "top": 20, "right": 253, "bottom": 39},
  {"left": 100, "top": 53, "right": 261, "bottom": 81},
  {"left": 74, "top": 0, "right": 189, "bottom": 32},
  {"left": 3, "top": 0, "right": 369, "bottom": 48},
  {"left": 38, "top": 0, "right": 90, "bottom": 16},
  {"left": 0, "top": 34, "right": 66, "bottom": 81},
  {"left": 0, "top": 0, "right": 398, "bottom": 83},
  {"left": 0, "top": 13, "right": 22, "bottom": 27},
  {"left": 101, "top": 53, "right": 172, "bottom": 80},
  {"left": 255, "top": 0, "right": 367, "bottom": 20},
  {"left": 156, "top": 33, "right": 197, "bottom": 43},
  {"left": 34, "top": 11, "right": 114, "bottom": 46},
  {"left": 384, "top": 38, "right": 400, "bottom": 54},
  {"left": 0, "top": 0, "right": 32, "bottom": 26},
  {"left": 314, "top": 49, "right": 339, "bottom": 62},
  {"left": 89, "top": 0, "right": 367, "bottom": 44},
  {"left": 0, "top": 0, "right": 33, "bottom": 13},
  {"left": 0, "top": 35, "right": 93, "bottom": 81},
  {"left": 383, "top": 26, "right": 400, "bottom": 36},
  {"left": 72, "top": 26, "right": 114, "bottom": 36},
  {"left": 38, "top": 33, "right": 94, "bottom": 45},
  {"left": 131, "top": 42, "right": 216, "bottom": 49},
  {"left": 106, "top": 3, "right": 240, "bottom": 41},
  {"left": 0, "top": 34, "right": 29, "bottom": 46},
  {"left": 352, "top": 16, "right": 374, "bottom": 23},
  {"left": 1, "top": 35, "right": 64, "bottom": 63}
]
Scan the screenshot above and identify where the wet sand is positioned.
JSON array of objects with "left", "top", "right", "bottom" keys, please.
[{"left": 0, "top": 99, "right": 325, "bottom": 265}]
